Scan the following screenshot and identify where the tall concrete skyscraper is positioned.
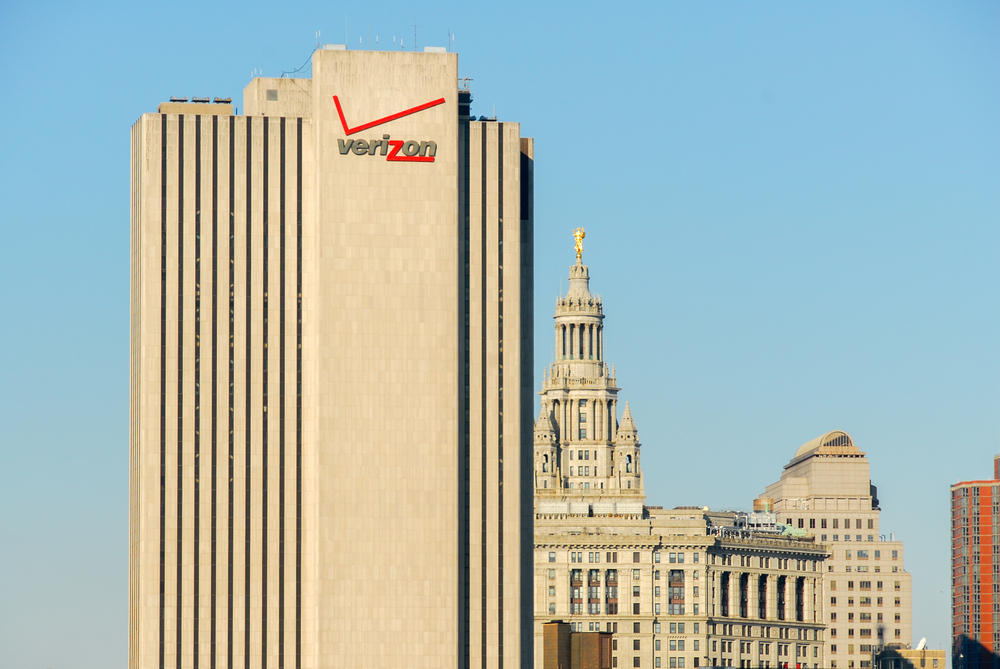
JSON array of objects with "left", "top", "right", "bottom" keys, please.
[
  {"left": 130, "top": 47, "right": 534, "bottom": 669},
  {"left": 951, "top": 455, "right": 1000, "bottom": 669}
]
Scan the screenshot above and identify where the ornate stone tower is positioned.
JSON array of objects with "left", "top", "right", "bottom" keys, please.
[
  {"left": 613, "top": 402, "right": 643, "bottom": 493},
  {"left": 533, "top": 231, "right": 644, "bottom": 518}
]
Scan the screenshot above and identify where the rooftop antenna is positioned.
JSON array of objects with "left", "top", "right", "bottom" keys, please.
[
  {"left": 315, "top": 30, "right": 321, "bottom": 49},
  {"left": 344, "top": 15, "right": 348, "bottom": 48}
]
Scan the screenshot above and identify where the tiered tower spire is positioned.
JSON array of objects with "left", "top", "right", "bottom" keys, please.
[{"left": 534, "top": 231, "right": 644, "bottom": 517}]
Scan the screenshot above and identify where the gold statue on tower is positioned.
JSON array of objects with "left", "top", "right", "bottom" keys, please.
[{"left": 573, "top": 227, "right": 586, "bottom": 260}]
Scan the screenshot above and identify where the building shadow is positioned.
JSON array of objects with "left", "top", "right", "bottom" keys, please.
[{"left": 953, "top": 635, "right": 1000, "bottom": 669}]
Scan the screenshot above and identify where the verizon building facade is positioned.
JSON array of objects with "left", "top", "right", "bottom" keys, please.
[{"left": 130, "top": 48, "right": 534, "bottom": 669}]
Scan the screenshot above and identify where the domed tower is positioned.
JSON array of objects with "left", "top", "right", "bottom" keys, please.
[
  {"left": 533, "top": 402, "right": 559, "bottom": 492},
  {"left": 535, "top": 229, "right": 645, "bottom": 517}
]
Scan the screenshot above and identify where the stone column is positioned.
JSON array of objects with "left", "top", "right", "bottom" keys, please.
[
  {"left": 566, "top": 400, "right": 580, "bottom": 441},
  {"left": 767, "top": 574, "right": 778, "bottom": 621},
  {"left": 710, "top": 571, "right": 718, "bottom": 617},
  {"left": 804, "top": 577, "right": 813, "bottom": 623},
  {"left": 596, "top": 400, "right": 603, "bottom": 446},
  {"left": 730, "top": 572, "right": 740, "bottom": 619},
  {"left": 757, "top": 574, "right": 767, "bottom": 620},
  {"left": 784, "top": 578, "right": 793, "bottom": 623},
  {"left": 589, "top": 401, "right": 595, "bottom": 444},
  {"left": 562, "top": 401, "right": 568, "bottom": 446},
  {"left": 812, "top": 577, "right": 820, "bottom": 624},
  {"left": 748, "top": 572, "right": 758, "bottom": 620}
]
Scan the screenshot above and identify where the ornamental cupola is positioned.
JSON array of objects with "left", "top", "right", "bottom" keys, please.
[
  {"left": 534, "top": 403, "right": 559, "bottom": 492},
  {"left": 613, "top": 402, "right": 643, "bottom": 495}
]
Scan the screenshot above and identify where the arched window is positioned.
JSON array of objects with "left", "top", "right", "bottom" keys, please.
[
  {"left": 626, "top": 454, "right": 633, "bottom": 473},
  {"left": 544, "top": 480, "right": 548, "bottom": 489},
  {"left": 542, "top": 454, "right": 549, "bottom": 473}
]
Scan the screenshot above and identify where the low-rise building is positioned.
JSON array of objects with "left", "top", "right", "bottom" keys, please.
[
  {"left": 535, "top": 505, "right": 830, "bottom": 668},
  {"left": 876, "top": 646, "right": 946, "bottom": 669}
]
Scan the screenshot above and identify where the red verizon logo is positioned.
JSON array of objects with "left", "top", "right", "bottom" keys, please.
[{"left": 333, "top": 95, "right": 445, "bottom": 162}]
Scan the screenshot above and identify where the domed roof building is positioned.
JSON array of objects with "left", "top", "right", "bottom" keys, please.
[{"left": 758, "top": 430, "right": 912, "bottom": 663}]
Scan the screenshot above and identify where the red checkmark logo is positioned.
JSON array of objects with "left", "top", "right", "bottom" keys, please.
[{"left": 333, "top": 95, "right": 446, "bottom": 136}]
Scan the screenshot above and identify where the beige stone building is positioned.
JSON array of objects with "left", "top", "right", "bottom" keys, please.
[
  {"left": 533, "top": 256, "right": 832, "bottom": 669},
  {"left": 759, "top": 431, "right": 913, "bottom": 667},
  {"left": 130, "top": 47, "right": 533, "bottom": 669},
  {"left": 875, "top": 646, "right": 945, "bottom": 669}
]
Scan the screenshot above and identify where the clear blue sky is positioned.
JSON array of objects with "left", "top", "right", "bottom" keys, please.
[{"left": 0, "top": 1, "right": 996, "bottom": 667}]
